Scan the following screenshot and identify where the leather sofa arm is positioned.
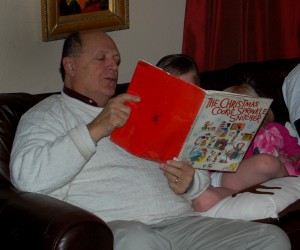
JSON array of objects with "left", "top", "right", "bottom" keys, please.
[{"left": 0, "top": 180, "right": 113, "bottom": 250}]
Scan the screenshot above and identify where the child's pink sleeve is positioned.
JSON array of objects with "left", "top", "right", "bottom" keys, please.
[{"left": 274, "top": 123, "right": 300, "bottom": 155}]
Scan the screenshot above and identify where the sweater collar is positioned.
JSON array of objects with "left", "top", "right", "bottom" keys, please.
[{"left": 63, "top": 86, "right": 98, "bottom": 107}]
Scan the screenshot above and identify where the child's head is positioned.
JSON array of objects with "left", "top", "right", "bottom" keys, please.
[
  {"left": 224, "top": 84, "right": 260, "bottom": 98},
  {"left": 224, "top": 83, "right": 274, "bottom": 124},
  {"left": 156, "top": 54, "right": 200, "bottom": 86}
]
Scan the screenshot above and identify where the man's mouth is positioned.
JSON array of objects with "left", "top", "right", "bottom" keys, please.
[
  {"left": 104, "top": 77, "right": 117, "bottom": 90},
  {"left": 105, "top": 76, "right": 116, "bottom": 83}
]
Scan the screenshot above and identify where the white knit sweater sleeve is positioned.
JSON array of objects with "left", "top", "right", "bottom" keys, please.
[
  {"left": 69, "top": 124, "right": 96, "bottom": 161},
  {"left": 182, "top": 169, "right": 211, "bottom": 201},
  {"left": 10, "top": 95, "right": 97, "bottom": 195}
]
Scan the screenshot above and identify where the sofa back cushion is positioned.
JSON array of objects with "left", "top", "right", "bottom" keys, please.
[
  {"left": 200, "top": 57, "right": 300, "bottom": 125},
  {"left": 0, "top": 93, "right": 53, "bottom": 181}
]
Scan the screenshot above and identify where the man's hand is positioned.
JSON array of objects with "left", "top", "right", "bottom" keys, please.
[
  {"left": 87, "top": 93, "right": 140, "bottom": 142},
  {"left": 160, "top": 160, "right": 195, "bottom": 195}
]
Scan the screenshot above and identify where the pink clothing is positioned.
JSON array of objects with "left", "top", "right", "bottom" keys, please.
[{"left": 245, "top": 122, "right": 300, "bottom": 175}]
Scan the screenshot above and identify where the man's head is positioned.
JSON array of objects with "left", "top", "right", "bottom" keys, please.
[{"left": 60, "top": 30, "right": 120, "bottom": 106}]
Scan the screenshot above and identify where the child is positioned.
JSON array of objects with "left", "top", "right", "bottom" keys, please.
[
  {"left": 157, "top": 57, "right": 293, "bottom": 212},
  {"left": 192, "top": 84, "right": 297, "bottom": 212},
  {"left": 228, "top": 84, "right": 300, "bottom": 175}
]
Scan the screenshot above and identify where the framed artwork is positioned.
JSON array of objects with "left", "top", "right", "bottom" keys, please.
[{"left": 41, "top": 0, "right": 129, "bottom": 42}]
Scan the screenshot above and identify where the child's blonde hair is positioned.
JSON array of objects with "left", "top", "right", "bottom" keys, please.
[{"left": 223, "top": 84, "right": 274, "bottom": 124}]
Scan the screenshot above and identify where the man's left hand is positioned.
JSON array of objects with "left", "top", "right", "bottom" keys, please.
[{"left": 160, "top": 160, "right": 195, "bottom": 194}]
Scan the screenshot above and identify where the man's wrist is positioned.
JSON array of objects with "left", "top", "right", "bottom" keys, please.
[{"left": 185, "top": 179, "right": 194, "bottom": 194}]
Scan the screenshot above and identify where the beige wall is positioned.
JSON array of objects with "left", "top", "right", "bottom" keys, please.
[{"left": 0, "top": 1, "right": 186, "bottom": 94}]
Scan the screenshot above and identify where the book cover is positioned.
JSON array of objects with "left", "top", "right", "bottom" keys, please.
[{"left": 111, "top": 60, "right": 273, "bottom": 172}]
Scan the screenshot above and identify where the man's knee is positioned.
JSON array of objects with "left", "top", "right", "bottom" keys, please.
[
  {"left": 108, "top": 220, "right": 170, "bottom": 250},
  {"left": 264, "top": 224, "right": 291, "bottom": 250}
]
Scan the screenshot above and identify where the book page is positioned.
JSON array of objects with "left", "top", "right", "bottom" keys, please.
[{"left": 178, "top": 91, "right": 273, "bottom": 172}]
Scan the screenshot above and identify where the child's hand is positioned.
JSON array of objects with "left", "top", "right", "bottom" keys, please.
[
  {"left": 290, "top": 154, "right": 300, "bottom": 170},
  {"left": 278, "top": 154, "right": 300, "bottom": 174},
  {"left": 278, "top": 154, "right": 294, "bottom": 165},
  {"left": 279, "top": 154, "right": 300, "bottom": 165}
]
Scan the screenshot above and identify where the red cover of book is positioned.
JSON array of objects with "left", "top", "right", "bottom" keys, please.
[
  {"left": 111, "top": 60, "right": 272, "bottom": 172},
  {"left": 111, "top": 60, "right": 205, "bottom": 162}
]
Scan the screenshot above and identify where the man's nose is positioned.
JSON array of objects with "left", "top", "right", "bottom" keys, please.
[{"left": 107, "top": 59, "right": 118, "bottom": 70}]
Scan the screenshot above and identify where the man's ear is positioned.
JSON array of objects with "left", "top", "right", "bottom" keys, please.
[{"left": 63, "top": 57, "right": 75, "bottom": 76}]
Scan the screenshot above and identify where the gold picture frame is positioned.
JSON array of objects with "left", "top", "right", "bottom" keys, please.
[{"left": 41, "top": 0, "right": 129, "bottom": 42}]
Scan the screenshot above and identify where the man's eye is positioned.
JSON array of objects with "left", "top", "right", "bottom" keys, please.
[{"left": 113, "top": 57, "right": 120, "bottom": 65}]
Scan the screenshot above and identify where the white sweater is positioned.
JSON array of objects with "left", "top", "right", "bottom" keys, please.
[{"left": 10, "top": 92, "right": 210, "bottom": 224}]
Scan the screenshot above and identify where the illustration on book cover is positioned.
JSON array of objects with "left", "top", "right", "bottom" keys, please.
[{"left": 178, "top": 93, "right": 270, "bottom": 172}]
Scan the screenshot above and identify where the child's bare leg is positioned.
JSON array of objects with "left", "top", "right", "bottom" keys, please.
[
  {"left": 221, "top": 154, "right": 288, "bottom": 191},
  {"left": 192, "top": 185, "right": 235, "bottom": 212}
]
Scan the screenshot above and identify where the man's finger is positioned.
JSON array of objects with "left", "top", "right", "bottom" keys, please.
[{"left": 114, "top": 93, "right": 141, "bottom": 103}]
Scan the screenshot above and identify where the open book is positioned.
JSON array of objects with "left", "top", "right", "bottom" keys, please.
[{"left": 111, "top": 60, "right": 273, "bottom": 172}]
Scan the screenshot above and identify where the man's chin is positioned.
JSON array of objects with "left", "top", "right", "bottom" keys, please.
[
  {"left": 107, "top": 85, "right": 116, "bottom": 96},
  {"left": 101, "top": 89, "right": 115, "bottom": 100}
]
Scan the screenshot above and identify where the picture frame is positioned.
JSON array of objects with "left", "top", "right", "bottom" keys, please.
[{"left": 41, "top": 0, "right": 129, "bottom": 42}]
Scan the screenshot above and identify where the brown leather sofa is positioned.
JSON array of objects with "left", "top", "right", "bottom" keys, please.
[
  {"left": 199, "top": 57, "right": 300, "bottom": 125},
  {"left": 0, "top": 57, "right": 300, "bottom": 249},
  {"left": 0, "top": 93, "right": 113, "bottom": 250}
]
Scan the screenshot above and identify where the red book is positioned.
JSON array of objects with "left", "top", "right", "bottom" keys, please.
[{"left": 111, "top": 60, "right": 272, "bottom": 172}]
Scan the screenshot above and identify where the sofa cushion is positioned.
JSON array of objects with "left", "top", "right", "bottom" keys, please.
[
  {"left": 201, "top": 175, "right": 300, "bottom": 221},
  {"left": 200, "top": 57, "right": 300, "bottom": 125}
]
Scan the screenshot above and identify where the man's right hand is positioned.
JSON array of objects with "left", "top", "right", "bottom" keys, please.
[{"left": 87, "top": 93, "right": 140, "bottom": 142}]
